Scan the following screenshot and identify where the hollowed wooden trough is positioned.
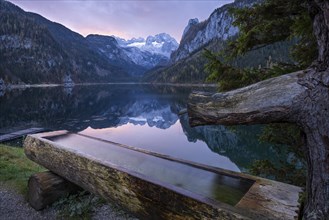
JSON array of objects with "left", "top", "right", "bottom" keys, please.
[{"left": 24, "top": 131, "right": 301, "bottom": 219}]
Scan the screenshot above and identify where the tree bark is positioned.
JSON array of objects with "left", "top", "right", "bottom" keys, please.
[
  {"left": 308, "top": 0, "right": 329, "bottom": 71},
  {"left": 28, "top": 171, "right": 81, "bottom": 210},
  {"left": 188, "top": 71, "right": 305, "bottom": 126},
  {"left": 300, "top": 1, "right": 329, "bottom": 218},
  {"left": 296, "top": 69, "right": 329, "bottom": 219}
]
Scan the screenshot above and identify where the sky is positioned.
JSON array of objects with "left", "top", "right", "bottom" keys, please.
[{"left": 9, "top": 0, "right": 234, "bottom": 42}]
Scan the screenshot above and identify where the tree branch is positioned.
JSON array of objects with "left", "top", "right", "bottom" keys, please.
[{"left": 188, "top": 71, "right": 306, "bottom": 126}]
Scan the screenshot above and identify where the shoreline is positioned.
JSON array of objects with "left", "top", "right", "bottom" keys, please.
[{"left": 1, "top": 82, "right": 217, "bottom": 90}]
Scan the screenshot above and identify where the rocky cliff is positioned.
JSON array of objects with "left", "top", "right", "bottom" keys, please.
[{"left": 171, "top": 0, "right": 257, "bottom": 62}]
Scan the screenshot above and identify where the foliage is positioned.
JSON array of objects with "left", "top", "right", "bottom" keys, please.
[
  {"left": 259, "top": 124, "right": 304, "bottom": 158},
  {"left": 0, "top": 144, "right": 46, "bottom": 194},
  {"left": 205, "top": 47, "right": 300, "bottom": 91},
  {"left": 289, "top": 11, "right": 317, "bottom": 68},
  {"left": 205, "top": 0, "right": 317, "bottom": 89},
  {"left": 53, "top": 191, "right": 105, "bottom": 219},
  {"left": 227, "top": 0, "right": 317, "bottom": 67},
  {"left": 249, "top": 159, "right": 306, "bottom": 186}
]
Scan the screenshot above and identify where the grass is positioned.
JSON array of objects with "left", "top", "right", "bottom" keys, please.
[
  {"left": 0, "top": 144, "right": 46, "bottom": 195},
  {"left": 53, "top": 191, "right": 106, "bottom": 220},
  {"left": 0, "top": 143, "right": 133, "bottom": 219},
  {"left": 0, "top": 143, "right": 105, "bottom": 219}
]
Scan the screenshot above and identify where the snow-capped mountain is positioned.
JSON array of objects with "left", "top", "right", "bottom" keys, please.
[
  {"left": 89, "top": 33, "right": 178, "bottom": 71},
  {"left": 121, "top": 47, "right": 168, "bottom": 69},
  {"left": 115, "top": 37, "right": 145, "bottom": 47},
  {"left": 116, "top": 33, "right": 179, "bottom": 58}
]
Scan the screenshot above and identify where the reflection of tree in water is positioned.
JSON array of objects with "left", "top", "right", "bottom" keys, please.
[{"left": 179, "top": 114, "right": 285, "bottom": 171}]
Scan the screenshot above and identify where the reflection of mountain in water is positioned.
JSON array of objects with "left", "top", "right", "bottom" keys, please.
[
  {"left": 120, "top": 104, "right": 178, "bottom": 129},
  {"left": 180, "top": 114, "right": 282, "bottom": 171},
  {"left": 0, "top": 85, "right": 284, "bottom": 171},
  {"left": 0, "top": 85, "right": 196, "bottom": 132}
]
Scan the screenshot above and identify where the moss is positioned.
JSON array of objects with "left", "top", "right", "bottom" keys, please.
[{"left": 0, "top": 144, "right": 46, "bottom": 195}]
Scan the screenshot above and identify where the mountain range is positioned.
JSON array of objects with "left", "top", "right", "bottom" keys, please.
[
  {"left": 143, "top": 0, "right": 295, "bottom": 83},
  {"left": 0, "top": 0, "right": 293, "bottom": 85},
  {"left": 87, "top": 33, "right": 178, "bottom": 74},
  {"left": 0, "top": 0, "right": 178, "bottom": 85},
  {"left": 142, "top": 0, "right": 253, "bottom": 83}
]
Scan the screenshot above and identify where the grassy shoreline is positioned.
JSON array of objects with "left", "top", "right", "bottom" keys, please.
[
  {"left": 0, "top": 144, "right": 136, "bottom": 219},
  {"left": 0, "top": 144, "right": 45, "bottom": 195}
]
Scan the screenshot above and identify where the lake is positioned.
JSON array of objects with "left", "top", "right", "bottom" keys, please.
[{"left": 0, "top": 84, "right": 284, "bottom": 173}]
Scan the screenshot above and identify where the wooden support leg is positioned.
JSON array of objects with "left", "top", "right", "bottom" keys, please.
[{"left": 28, "top": 171, "right": 81, "bottom": 210}]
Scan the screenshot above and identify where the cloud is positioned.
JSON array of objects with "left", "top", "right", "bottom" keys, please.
[{"left": 9, "top": 0, "right": 233, "bottom": 41}]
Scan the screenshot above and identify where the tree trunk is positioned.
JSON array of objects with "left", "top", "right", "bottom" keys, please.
[
  {"left": 28, "top": 171, "right": 81, "bottom": 210},
  {"left": 297, "top": 69, "right": 329, "bottom": 219},
  {"left": 301, "top": 1, "right": 329, "bottom": 218},
  {"left": 308, "top": 0, "right": 329, "bottom": 71},
  {"left": 188, "top": 71, "right": 305, "bottom": 126}
]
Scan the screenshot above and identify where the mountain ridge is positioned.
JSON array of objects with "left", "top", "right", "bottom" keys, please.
[
  {"left": 171, "top": 0, "right": 259, "bottom": 63},
  {"left": 0, "top": 0, "right": 179, "bottom": 84},
  {"left": 144, "top": 0, "right": 293, "bottom": 84},
  {"left": 0, "top": 0, "right": 132, "bottom": 84}
]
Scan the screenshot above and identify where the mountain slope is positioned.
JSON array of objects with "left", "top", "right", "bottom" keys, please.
[
  {"left": 170, "top": 0, "right": 257, "bottom": 62},
  {"left": 143, "top": 0, "right": 254, "bottom": 83},
  {"left": 144, "top": 0, "right": 294, "bottom": 83},
  {"left": 0, "top": 0, "right": 130, "bottom": 84},
  {"left": 86, "top": 34, "right": 147, "bottom": 76},
  {"left": 143, "top": 39, "right": 224, "bottom": 83}
]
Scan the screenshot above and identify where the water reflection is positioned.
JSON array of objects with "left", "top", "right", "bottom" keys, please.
[{"left": 0, "top": 84, "right": 282, "bottom": 171}]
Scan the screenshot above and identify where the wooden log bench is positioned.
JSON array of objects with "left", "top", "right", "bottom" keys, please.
[{"left": 24, "top": 131, "right": 302, "bottom": 219}]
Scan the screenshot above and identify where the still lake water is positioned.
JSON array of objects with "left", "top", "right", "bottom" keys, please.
[{"left": 0, "top": 84, "right": 284, "bottom": 172}]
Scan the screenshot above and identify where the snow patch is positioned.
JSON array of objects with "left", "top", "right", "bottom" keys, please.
[
  {"left": 151, "top": 41, "right": 164, "bottom": 48},
  {"left": 127, "top": 42, "right": 146, "bottom": 48},
  {"left": 115, "top": 33, "right": 178, "bottom": 58}
]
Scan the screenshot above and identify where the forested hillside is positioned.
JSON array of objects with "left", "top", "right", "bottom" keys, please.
[{"left": 0, "top": 0, "right": 131, "bottom": 84}]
